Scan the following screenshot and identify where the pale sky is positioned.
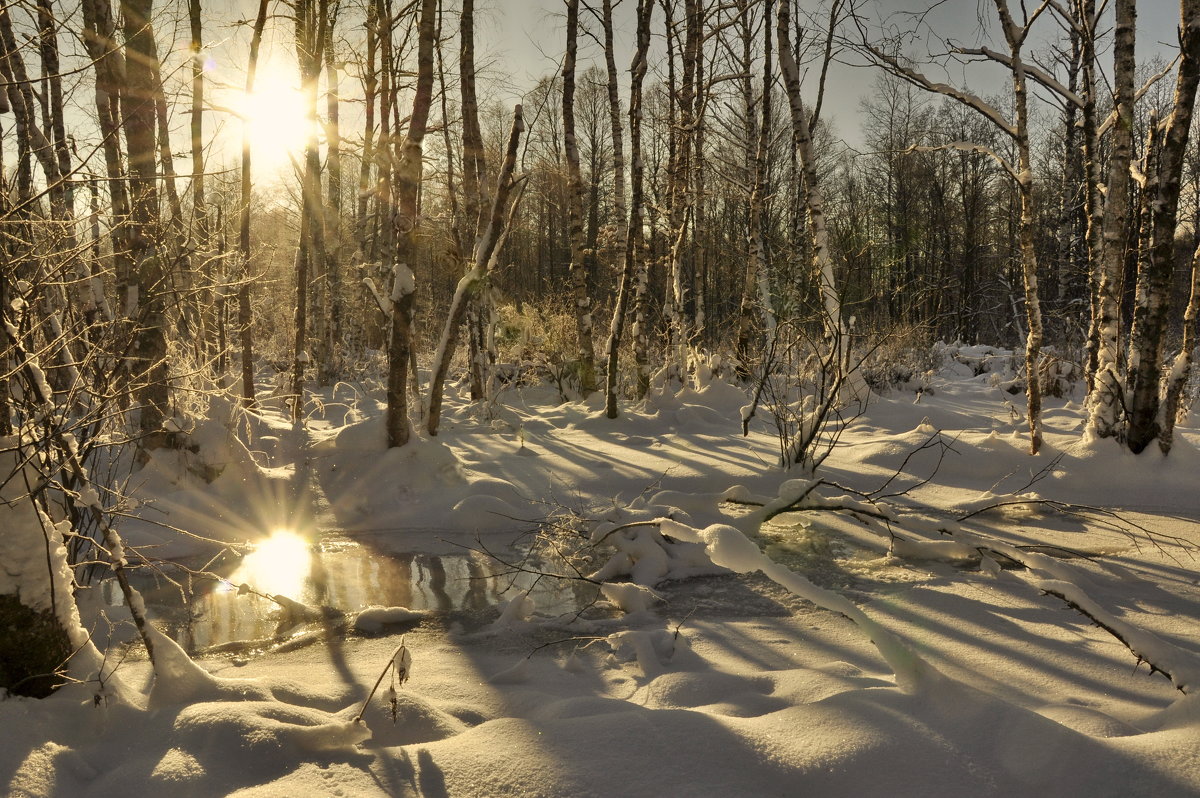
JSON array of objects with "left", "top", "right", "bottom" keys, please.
[
  {"left": 480, "top": 0, "right": 1185, "bottom": 149},
  {"left": 77, "top": 0, "right": 1190, "bottom": 183}
]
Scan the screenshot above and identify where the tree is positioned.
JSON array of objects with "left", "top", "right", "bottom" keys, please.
[
  {"left": 563, "top": 0, "right": 598, "bottom": 395},
  {"left": 385, "top": 0, "right": 436, "bottom": 447},
  {"left": 779, "top": 0, "right": 863, "bottom": 402},
  {"left": 237, "top": 0, "right": 271, "bottom": 409},
  {"left": 427, "top": 107, "right": 527, "bottom": 436},
  {"left": 1126, "top": 0, "right": 1200, "bottom": 454},
  {"left": 857, "top": 0, "right": 1047, "bottom": 453},
  {"left": 1086, "top": 0, "right": 1136, "bottom": 441},
  {"left": 121, "top": 0, "right": 173, "bottom": 452},
  {"left": 600, "top": 0, "right": 641, "bottom": 418}
]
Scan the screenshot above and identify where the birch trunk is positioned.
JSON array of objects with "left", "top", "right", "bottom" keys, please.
[
  {"left": 237, "top": 0, "right": 270, "bottom": 409},
  {"left": 778, "top": 0, "right": 862, "bottom": 401},
  {"left": 1126, "top": 0, "right": 1200, "bottom": 454},
  {"left": 80, "top": 0, "right": 133, "bottom": 307},
  {"left": 1160, "top": 242, "right": 1200, "bottom": 453},
  {"left": 459, "top": 0, "right": 490, "bottom": 400},
  {"left": 601, "top": 0, "right": 635, "bottom": 419},
  {"left": 356, "top": 0, "right": 378, "bottom": 255},
  {"left": 993, "top": 0, "right": 1044, "bottom": 455},
  {"left": 630, "top": 0, "right": 653, "bottom": 401},
  {"left": 321, "top": 24, "right": 343, "bottom": 385},
  {"left": 735, "top": 0, "right": 775, "bottom": 377},
  {"left": 385, "top": 0, "right": 435, "bottom": 447},
  {"left": 121, "top": 0, "right": 171, "bottom": 449},
  {"left": 1079, "top": 0, "right": 1104, "bottom": 392},
  {"left": 427, "top": 107, "right": 524, "bottom": 436},
  {"left": 189, "top": 0, "right": 214, "bottom": 361},
  {"left": 1085, "top": 0, "right": 1134, "bottom": 440},
  {"left": 291, "top": 0, "right": 328, "bottom": 422},
  {"left": 563, "top": 0, "right": 597, "bottom": 394},
  {"left": 663, "top": 0, "right": 700, "bottom": 377}
]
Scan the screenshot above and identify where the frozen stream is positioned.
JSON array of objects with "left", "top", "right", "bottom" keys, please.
[{"left": 102, "top": 532, "right": 597, "bottom": 653}]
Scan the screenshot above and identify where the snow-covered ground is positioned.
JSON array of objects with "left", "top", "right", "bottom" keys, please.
[{"left": 5, "top": 349, "right": 1200, "bottom": 797}]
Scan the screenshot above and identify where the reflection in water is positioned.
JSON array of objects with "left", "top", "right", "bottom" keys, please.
[
  {"left": 232, "top": 530, "right": 312, "bottom": 598},
  {"left": 110, "top": 537, "right": 596, "bottom": 652}
]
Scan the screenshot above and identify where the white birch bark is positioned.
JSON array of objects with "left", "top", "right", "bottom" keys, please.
[
  {"left": 563, "top": 0, "right": 597, "bottom": 395},
  {"left": 426, "top": 108, "right": 525, "bottom": 436},
  {"left": 778, "top": 0, "right": 865, "bottom": 403},
  {"left": 601, "top": 0, "right": 634, "bottom": 419},
  {"left": 1084, "top": 0, "right": 1134, "bottom": 441},
  {"left": 1126, "top": 0, "right": 1200, "bottom": 454}
]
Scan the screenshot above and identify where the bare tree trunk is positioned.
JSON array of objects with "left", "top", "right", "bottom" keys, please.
[
  {"left": 385, "top": 0, "right": 435, "bottom": 448},
  {"left": 1078, "top": 0, "right": 1103, "bottom": 392},
  {"left": 1085, "top": 0, "right": 1134, "bottom": 441},
  {"left": 238, "top": 0, "right": 271, "bottom": 409},
  {"left": 189, "top": 0, "right": 208, "bottom": 245},
  {"left": 30, "top": 0, "right": 100, "bottom": 334},
  {"left": 357, "top": 0, "right": 378, "bottom": 255},
  {"left": 121, "top": 0, "right": 171, "bottom": 449},
  {"left": 1127, "top": 0, "right": 1200, "bottom": 454},
  {"left": 993, "top": 0, "right": 1044, "bottom": 455},
  {"left": 778, "top": 0, "right": 861, "bottom": 401},
  {"left": 321, "top": 11, "right": 343, "bottom": 385},
  {"left": 291, "top": 0, "right": 330, "bottom": 422},
  {"left": 149, "top": 52, "right": 183, "bottom": 254},
  {"left": 34, "top": 0, "right": 73, "bottom": 230},
  {"left": 602, "top": 0, "right": 642, "bottom": 418},
  {"left": 460, "top": 0, "right": 485, "bottom": 244},
  {"left": 630, "top": 1, "right": 654, "bottom": 400},
  {"left": 81, "top": 0, "right": 134, "bottom": 308},
  {"left": 459, "top": 0, "right": 490, "bottom": 400},
  {"left": 735, "top": 0, "right": 775, "bottom": 377},
  {"left": 563, "top": 0, "right": 597, "bottom": 394},
  {"left": 1161, "top": 242, "right": 1200, "bottom": 452},
  {"left": 189, "top": 0, "right": 214, "bottom": 362},
  {"left": 375, "top": 0, "right": 395, "bottom": 269},
  {"left": 427, "top": 107, "right": 525, "bottom": 436},
  {"left": 662, "top": 0, "right": 700, "bottom": 379}
]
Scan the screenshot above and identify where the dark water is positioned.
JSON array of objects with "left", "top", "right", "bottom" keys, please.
[{"left": 103, "top": 533, "right": 596, "bottom": 653}]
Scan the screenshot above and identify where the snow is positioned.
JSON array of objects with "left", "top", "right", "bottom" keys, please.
[
  {"left": 352, "top": 606, "right": 430, "bottom": 634},
  {"left": 6, "top": 361, "right": 1200, "bottom": 796},
  {"left": 389, "top": 263, "right": 416, "bottom": 301}
]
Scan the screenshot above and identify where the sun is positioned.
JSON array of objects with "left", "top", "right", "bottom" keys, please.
[
  {"left": 231, "top": 62, "right": 311, "bottom": 176},
  {"left": 230, "top": 529, "right": 313, "bottom": 599}
]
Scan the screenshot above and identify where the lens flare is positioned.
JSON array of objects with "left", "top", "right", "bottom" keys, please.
[{"left": 231, "top": 530, "right": 312, "bottom": 599}]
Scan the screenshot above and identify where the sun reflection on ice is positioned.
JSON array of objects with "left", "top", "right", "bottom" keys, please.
[{"left": 228, "top": 530, "right": 313, "bottom": 600}]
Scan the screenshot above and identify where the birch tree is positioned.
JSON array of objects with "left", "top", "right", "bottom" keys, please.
[
  {"left": 320, "top": 6, "right": 344, "bottom": 385},
  {"left": 385, "top": 0, "right": 435, "bottom": 447},
  {"left": 733, "top": 0, "right": 775, "bottom": 376},
  {"left": 1085, "top": 0, "right": 1135, "bottom": 441},
  {"left": 1126, "top": 0, "right": 1200, "bottom": 454},
  {"left": 427, "top": 107, "right": 526, "bottom": 436},
  {"left": 857, "top": 0, "right": 1047, "bottom": 453},
  {"left": 81, "top": 0, "right": 133, "bottom": 314},
  {"left": 460, "top": 0, "right": 491, "bottom": 400},
  {"left": 563, "top": 0, "right": 598, "bottom": 394},
  {"left": 121, "top": 0, "right": 173, "bottom": 450},
  {"left": 290, "top": 0, "right": 329, "bottom": 422},
  {"left": 779, "top": 0, "right": 865, "bottom": 404},
  {"left": 596, "top": 0, "right": 634, "bottom": 418},
  {"left": 630, "top": 0, "right": 655, "bottom": 399},
  {"left": 237, "top": 0, "right": 271, "bottom": 409}
]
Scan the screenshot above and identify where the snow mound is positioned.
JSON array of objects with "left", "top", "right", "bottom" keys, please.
[{"left": 352, "top": 606, "right": 429, "bottom": 634}]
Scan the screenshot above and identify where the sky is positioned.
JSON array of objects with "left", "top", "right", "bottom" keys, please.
[
  {"left": 478, "top": 0, "right": 1185, "bottom": 150},
  {"left": 0, "top": 0, "right": 1184, "bottom": 189}
]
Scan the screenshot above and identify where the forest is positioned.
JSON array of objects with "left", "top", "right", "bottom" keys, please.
[{"left": 2, "top": 0, "right": 1200, "bottom": 795}]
